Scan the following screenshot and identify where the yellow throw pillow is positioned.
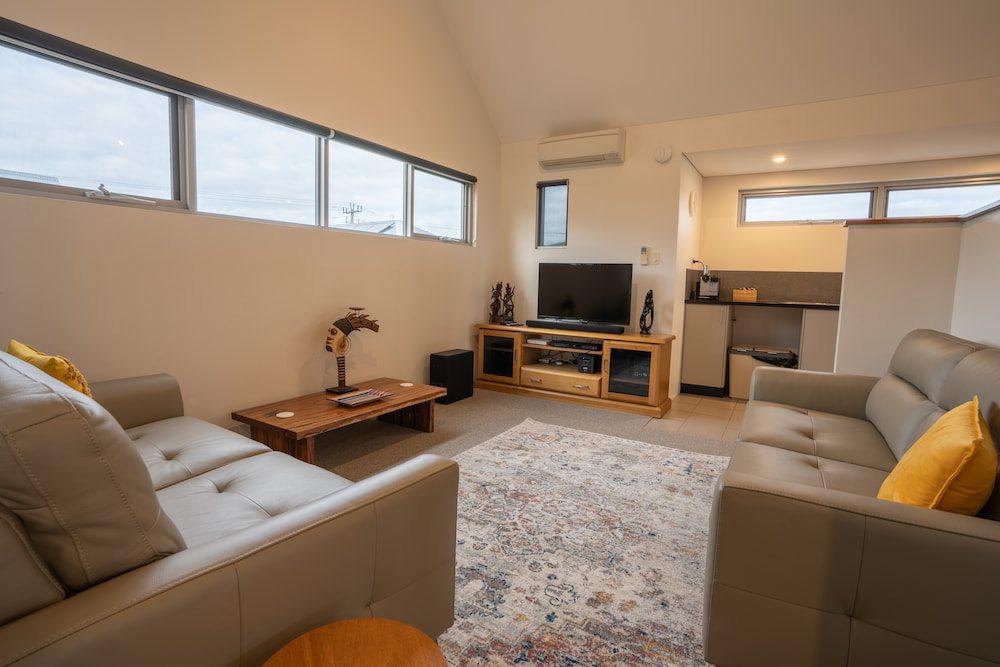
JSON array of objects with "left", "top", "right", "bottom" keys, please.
[
  {"left": 878, "top": 396, "right": 998, "bottom": 515},
  {"left": 6, "top": 339, "right": 93, "bottom": 398}
]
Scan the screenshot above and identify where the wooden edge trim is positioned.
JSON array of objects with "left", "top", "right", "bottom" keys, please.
[
  {"left": 843, "top": 216, "right": 961, "bottom": 227},
  {"left": 843, "top": 198, "right": 1000, "bottom": 226}
]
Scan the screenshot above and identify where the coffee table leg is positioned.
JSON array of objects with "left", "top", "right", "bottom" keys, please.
[
  {"left": 250, "top": 427, "right": 315, "bottom": 464},
  {"left": 294, "top": 436, "right": 316, "bottom": 465},
  {"left": 377, "top": 399, "right": 434, "bottom": 433}
]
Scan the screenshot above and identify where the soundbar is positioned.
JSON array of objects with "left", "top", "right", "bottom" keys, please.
[{"left": 526, "top": 319, "right": 625, "bottom": 335}]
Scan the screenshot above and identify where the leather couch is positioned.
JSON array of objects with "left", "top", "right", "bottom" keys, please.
[
  {"left": 703, "top": 330, "right": 1000, "bottom": 666},
  {"left": 0, "top": 352, "right": 458, "bottom": 666}
]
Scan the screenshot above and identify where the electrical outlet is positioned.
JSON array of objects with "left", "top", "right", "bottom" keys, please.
[{"left": 650, "top": 250, "right": 661, "bottom": 265}]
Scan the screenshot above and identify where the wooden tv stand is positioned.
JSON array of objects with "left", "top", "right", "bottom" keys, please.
[{"left": 474, "top": 323, "right": 675, "bottom": 417}]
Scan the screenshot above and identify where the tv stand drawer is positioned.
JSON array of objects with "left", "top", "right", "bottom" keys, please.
[{"left": 520, "top": 365, "right": 601, "bottom": 397}]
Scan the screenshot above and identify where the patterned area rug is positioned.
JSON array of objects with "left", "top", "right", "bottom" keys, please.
[{"left": 439, "top": 418, "right": 729, "bottom": 666}]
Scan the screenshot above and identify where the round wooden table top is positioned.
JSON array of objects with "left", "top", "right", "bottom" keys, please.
[{"left": 263, "top": 618, "right": 447, "bottom": 667}]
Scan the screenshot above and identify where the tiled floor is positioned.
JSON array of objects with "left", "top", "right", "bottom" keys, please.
[{"left": 644, "top": 393, "right": 745, "bottom": 441}]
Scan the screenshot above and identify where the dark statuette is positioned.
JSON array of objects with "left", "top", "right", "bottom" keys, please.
[
  {"left": 488, "top": 282, "right": 504, "bottom": 323},
  {"left": 639, "top": 289, "right": 654, "bottom": 334},
  {"left": 502, "top": 284, "right": 515, "bottom": 322}
]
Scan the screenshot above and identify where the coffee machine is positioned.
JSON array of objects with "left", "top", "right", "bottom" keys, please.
[{"left": 692, "top": 259, "right": 719, "bottom": 299}]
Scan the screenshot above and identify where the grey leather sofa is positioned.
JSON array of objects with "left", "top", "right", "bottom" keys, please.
[
  {"left": 0, "top": 351, "right": 458, "bottom": 666},
  {"left": 704, "top": 329, "right": 1000, "bottom": 667}
]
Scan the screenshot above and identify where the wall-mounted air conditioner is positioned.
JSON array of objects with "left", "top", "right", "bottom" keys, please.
[{"left": 537, "top": 128, "right": 626, "bottom": 168}]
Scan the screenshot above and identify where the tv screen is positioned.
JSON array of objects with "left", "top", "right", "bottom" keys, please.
[{"left": 537, "top": 263, "right": 633, "bottom": 325}]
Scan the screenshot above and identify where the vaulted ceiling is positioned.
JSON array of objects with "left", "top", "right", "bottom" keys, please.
[{"left": 435, "top": 0, "right": 1000, "bottom": 143}]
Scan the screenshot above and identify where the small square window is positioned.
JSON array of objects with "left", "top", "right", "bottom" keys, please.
[
  {"left": 329, "top": 141, "right": 405, "bottom": 235},
  {"left": 537, "top": 180, "right": 568, "bottom": 247},
  {"left": 412, "top": 169, "right": 468, "bottom": 241},
  {"left": 195, "top": 101, "right": 317, "bottom": 225}
]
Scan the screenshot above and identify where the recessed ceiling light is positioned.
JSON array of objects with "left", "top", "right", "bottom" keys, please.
[{"left": 772, "top": 154, "right": 787, "bottom": 164}]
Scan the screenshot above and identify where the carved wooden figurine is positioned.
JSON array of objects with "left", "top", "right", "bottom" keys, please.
[
  {"left": 326, "top": 307, "right": 380, "bottom": 393},
  {"left": 502, "top": 283, "right": 515, "bottom": 322},
  {"left": 488, "top": 282, "right": 504, "bottom": 324},
  {"left": 639, "top": 289, "right": 654, "bottom": 334}
]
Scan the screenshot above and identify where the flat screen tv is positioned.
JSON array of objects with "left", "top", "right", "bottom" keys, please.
[{"left": 537, "top": 263, "right": 633, "bottom": 325}]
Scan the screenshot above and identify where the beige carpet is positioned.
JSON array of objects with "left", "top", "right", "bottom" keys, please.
[{"left": 275, "top": 389, "right": 736, "bottom": 480}]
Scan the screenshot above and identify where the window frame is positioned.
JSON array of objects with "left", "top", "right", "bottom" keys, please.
[
  {"left": 0, "top": 22, "right": 477, "bottom": 245},
  {"left": 0, "top": 41, "right": 186, "bottom": 207},
  {"left": 409, "top": 165, "right": 474, "bottom": 244},
  {"left": 738, "top": 174, "right": 1000, "bottom": 226},
  {"left": 883, "top": 174, "right": 1000, "bottom": 219},
  {"left": 738, "top": 184, "right": 877, "bottom": 226},
  {"left": 536, "top": 179, "right": 569, "bottom": 248},
  {"left": 192, "top": 98, "right": 321, "bottom": 227}
]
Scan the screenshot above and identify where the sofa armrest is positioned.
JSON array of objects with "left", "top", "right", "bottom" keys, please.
[
  {"left": 89, "top": 374, "right": 184, "bottom": 429},
  {"left": 0, "top": 454, "right": 458, "bottom": 667},
  {"left": 749, "top": 366, "right": 880, "bottom": 419},
  {"left": 704, "top": 470, "right": 1000, "bottom": 666}
]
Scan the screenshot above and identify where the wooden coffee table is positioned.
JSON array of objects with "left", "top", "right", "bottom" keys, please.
[
  {"left": 263, "top": 617, "right": 446, "bottom": 666},
  {"left": 232, "top": 378, "right": 446, "bottom": 464}
]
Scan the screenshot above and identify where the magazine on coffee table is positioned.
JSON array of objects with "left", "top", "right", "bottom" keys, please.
[{"left": 328, "top": 388, "right": 393, "bottom": 407}]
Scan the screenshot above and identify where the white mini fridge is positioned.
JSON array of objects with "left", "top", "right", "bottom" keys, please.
[{"left": 729, "top": 346, "right": 797, "bottom": 400}]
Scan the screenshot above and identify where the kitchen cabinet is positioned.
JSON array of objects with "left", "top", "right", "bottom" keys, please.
[
  {"left": 799, "top": 308, "right": 840, "bottom": 372},
  {"left": 680, "top": 303, "right": 732, "bottom": 395}
]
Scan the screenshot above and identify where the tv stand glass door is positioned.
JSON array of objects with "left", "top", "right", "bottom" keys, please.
[
  {"left": 602, "top": 341, "right": 657, "bottom": 404},
  {"left": 478, "top": 330, "right": 522, "bottom": 384}
]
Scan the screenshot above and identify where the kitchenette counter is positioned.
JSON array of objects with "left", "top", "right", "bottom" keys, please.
[{"left": 685, "top": 299, "right": 840, "bottom": 310}]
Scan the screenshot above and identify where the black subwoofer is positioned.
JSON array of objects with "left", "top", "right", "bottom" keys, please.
[{"left": 429, "top": 349, "right": 474, "bottom": 404}]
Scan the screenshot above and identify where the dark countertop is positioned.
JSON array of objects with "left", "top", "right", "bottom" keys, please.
[{"left": 685, "top": 299, "right": 840, "bottom": 310}]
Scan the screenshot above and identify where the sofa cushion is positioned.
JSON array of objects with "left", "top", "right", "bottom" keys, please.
[
  {"left": 740, "top": 401, "right": 898, "bottom": 471},
  {"left": 939, "top": 350, "right": 1000, "bottom": 520},
  {"left": 878, "top": 396, "right": 997, "bottom": 515},
  {"left": 128, "top": 417, "right": 271, "bottom": 490},
  {"left": 940, "top": 349, "right": 1000, "bottom": 439},
  {"left": 157, "top": 452, "right": 352, "bottom": 548},
  {"left": 0, "top": 352, "right": 186, "bottom": 591},
  {"left": 866, "top": 374, "right": 944, "bottom": 460},
  {"left": 0, "top": 505, "right": 64, "bottom": 625},
  {"left": 888, "top": 330, "right": 980, "bottom": 404},
  {"left": 729, "top": 441, "right": 889, "bottom": 496},
  {"left": 7, "top": 339, "right": 92, "bottom": 398}
]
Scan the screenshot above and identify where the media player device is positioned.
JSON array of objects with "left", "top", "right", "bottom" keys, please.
[
  {"left": 577, "top": 356, "right": 598, "bottom": 374},
  {"left": 549, "top": 340, "right": 602, "bottom": 351}
]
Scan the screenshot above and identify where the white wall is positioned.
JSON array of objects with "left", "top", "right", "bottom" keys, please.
[
  {"left": 952, "top": 207, "right": 1000, "bottom": 346},
  {"left": 0, "top": 0, "right": 501, "bottom": 424},
  {"left": 500, "top": 126, "right": 682, "bottom": 345},
  {"left": 500, "top": 79, "right": 1000, "bottom": 395},
  {"left": 6, "top": 5, "right": 1000, "bottom": 417},
  {"left": 836, "top": 223, "right": 963, "bottom": 375},
  {"left": 699, "top": 155, "right": 1000, "bottom": 272},
  {"left": 671, "top": 158, "right": 703, "bottom": 393}
]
